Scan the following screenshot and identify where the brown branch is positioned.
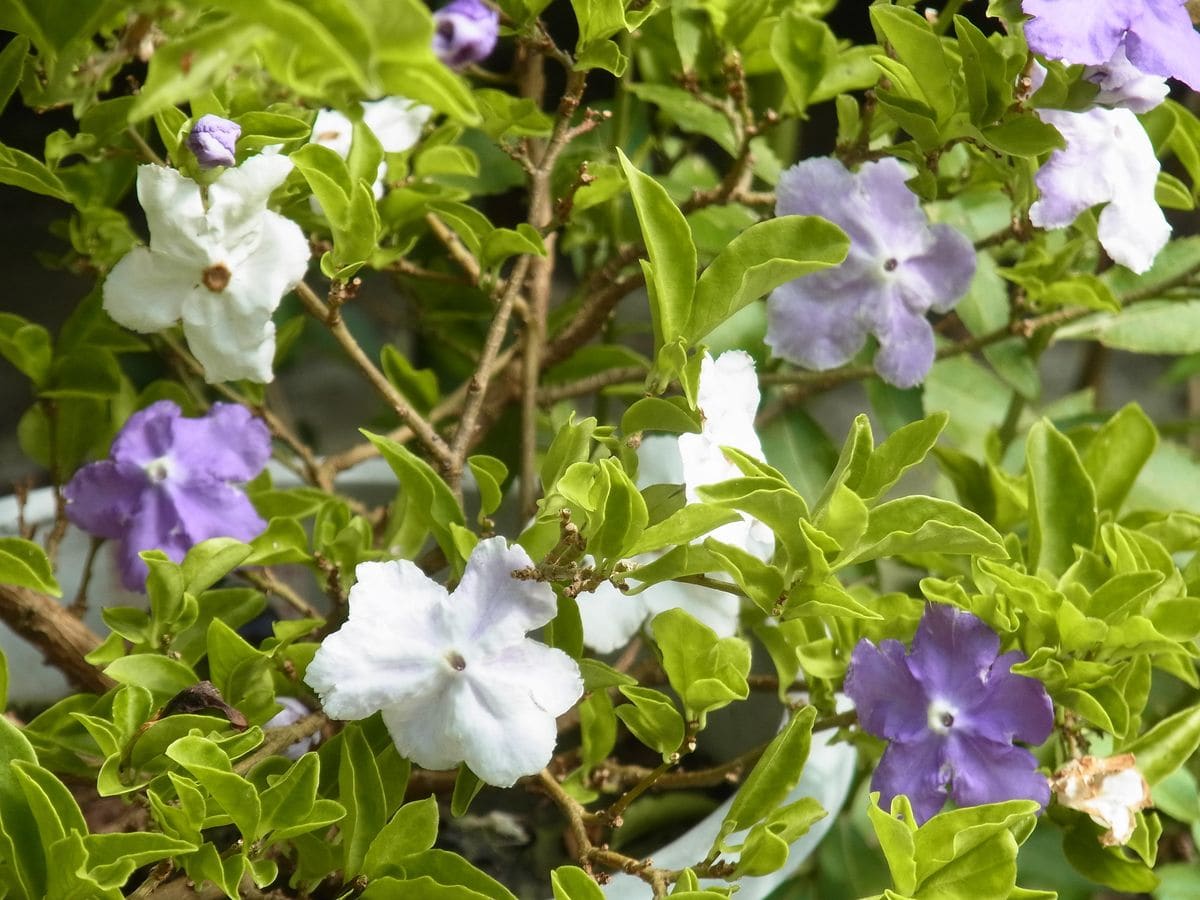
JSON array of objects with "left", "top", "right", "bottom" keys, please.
[
  {"left": 294, "top": 282, "right": 453, "bottom": 472},
  {"left": 0, "top": 583, "right": 114, "bottom": 693}
]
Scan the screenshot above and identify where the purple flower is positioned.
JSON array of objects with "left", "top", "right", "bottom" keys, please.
[
  {"left": 63, "top": 401, "right": 270, "bottom": 591},
  {"left": 765, "top": 158, "right": 976, "bottom": 389},
  {"left": 845, "top": 604, "right": 1054, "bottom": 824},
  {"left": 1084, "top": 45, "right": 1169, "bottom": 113},
  {"left": 1022, "top": 0, "right": 1200, "bottom": 91},
  {"left": 186, "top": 114, "right": 241, "bottom": 169},
  {"left": 432, "top": 0, "right": 499, "bottom": 69}
]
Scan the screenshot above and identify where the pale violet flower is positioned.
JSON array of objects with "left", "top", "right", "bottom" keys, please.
[
  {"left": 765, "top": 158, "right": 976, "bottom": 389},
  {"left": 1022, "top": 0, "right": 1200, "bottom": 90},
  {"left": 102, "top": 156, "right": 310, "bottom": 383},
  {"left": 266, "top": 697, "right": 320, "bottom": 760},
  {"left": 186, "top": 115, "right": 241, "bottom": 168},
  {"left": 845, "top": 604, "right": 1054, "bottom": 824},
  {"left": 1084, "top": 44, "right": 1169, "bottom": 113},
  {"left": 1030, "top": 105, "right": 1170, "bottom": 273},
  {"left": 577, "top": 351, "right": 774, "bottom": 652},
  {"left": 305, "top": 537, "right": 583, "bottom": 787},
  {"left": 309, "top": 98, "right": 431, "bottom": 202},
  {"left": 433, "top": 0, "right": 500, "bottom": 69}
]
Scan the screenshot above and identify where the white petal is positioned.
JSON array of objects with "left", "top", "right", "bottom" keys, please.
[
  {"left": 453, "top": 673, "right": 561, "bottom": 787},
  {"left": 304, "top": 623, "right": 445, "bottom": 721},
  {"left": 635, "top": 434, "right": 684, "bottom": 489},
  {"left": 362, "top": 98, "right": 432, "bottom": 153},
  {"left": 451, "top": 537, "right": 558, "bottom": 649},
  {"left": 134, "top": 164, "right": 210, "bottom": 262},
  {"left": 483, "top": 640, "right": 583, "bottom": 718},
  {"left": 206, "top": 154, "right": 296, "bottom": 251},
  {"left": 380, "top": 677, "right": 465, "bottom": 771},
  {"left": 696, "top": 351, "right": 762, "bottom": 444},
  {"left": 350, "top": 559, "right": 449, "bottom": 625},
  {"left": 310, "top": 108, "right": 354, "bottom": 159},
  {"left": 102, "top": 247, "right": 196, "bottom": 333},
  {"left": 577, "top": 579, "right": 650, "bottom": 653},
  {"left": 642, "top": 579, "right": 741, "bottom": 638},
  {"left": 219, "top": 211, "right": 310, "bottom": 318},
  {"left": 1031, "top": 107, "right": 1169, "bottom": 274},
  {"left": 181, "top": 308, "right": 275, "bottom": 383}
]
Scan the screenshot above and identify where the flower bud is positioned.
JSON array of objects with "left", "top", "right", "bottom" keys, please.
[
  {"left": 432, "top": 0, "right": 499, "bottom": 69},
  {"left": 186, "top": 114, "right": 241, "bottom": 169}
]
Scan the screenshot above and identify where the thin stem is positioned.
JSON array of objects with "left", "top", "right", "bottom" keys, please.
[
  {"left": 239, "top": 569, "right": 323, "bottom": 620},
  {"left": 294, "top": 281, "right": 454, "bottom": 472},
  {"left": 538, "top": 365, "right": 648, "bottom": 405},
  {"left": 69, "top": 537, "right": 104, "bottom": 618}
]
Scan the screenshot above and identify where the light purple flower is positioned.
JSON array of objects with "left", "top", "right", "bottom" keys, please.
[
  {"left": 63, "top": 401, "right": 270, "bottom": 591},
  {"left": 186, "top": 114, "right": 241, "bottom": 169},
  {"left": 1030, "top": 105, "right": 1170, "bottom": 273},
  {"left": 1022, "top": 0, "right": 1200, "bottom": 90},
  {"left": 266, "top": 697, "right": 319, "bottom": 760},
  {"left": 433, "top": 0, "right": 499, "bottom": 69},
  {"left": 845, "top": 604, "right": 1054, "bottom": 824},
  {"left": 1084, "top": 44, "right": 1169, "bottom": 113},
  {"left": 766, "top": 158, "right": 976, "bottom": 389}
]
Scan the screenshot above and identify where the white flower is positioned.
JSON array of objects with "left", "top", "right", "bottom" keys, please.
[
  {"left": 1030, "top": 106, "right": 1170, "bottom": 274},
  {"left": 1049, "top": 754, "right": 1152, "bottom": 847},
  {"left": 102, "top": 156, "right": 310, "bottom": 383},
  {"left": 304, "top": 537, "right": 582, "bottom": 787},
  {"left": 1085, "top": 44, "right": 1169, "bottom": 113},
  {"left": 577, "top": 351, "right": 774, "bottom": 652},
  {"left": 309, "top": 98, "right": 431, "bottom": 202}
]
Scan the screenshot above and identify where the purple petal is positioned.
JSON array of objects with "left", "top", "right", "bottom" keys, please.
[
  {"left": 946, "top": 730, "right": 1051, "bottom": 812},
  {"left": 63, "top": 460, "right": 147, "bottom": 540},
  {"left": 1022, "top": 0, "right": 1129, "bottom": 66},
  {"left": 776, "top": 157, "right": 883, "bottom": 249},
  {"left": 845, "top": 637, "right": 930, "bottom": 743},
  {"left": 960, "top": 650, "right": 1055, "bottom": 746},
  {"left": 870, "top": 296, "right": 936, "bottom": 389},
  {"left": 899, "top": 225, "right": 977, "bottom": 314},
  {"left": 854, "top": 158, "right": 932, "bottom": 259},
  {"left": 171, "top": 403, "right": 271, "bottom": 482},
  {"left": 1124, "top": 1, "right": 1200, "bottom": 90},
  {"left": 186, "top": 115, "right": 241, "bottom": 169},
  {"left": 433, "top": 0, "right": 499, "bottom": 68},
  {"left": 165, "top": 476, "right": 267, "bottom": 547},
  {"left": 871, "top": 732, "right": 950, "bottom": 825},
  {"left": 110, "top": 401, "right": 182, "bottom": 466},
  {"left": 766, "top": 278, "right": 874, "bottom": 371},
  {"left": 1086, "top": 43, "right": 1170, "bottom": 112},
  {"left": 114, "top": 486, "right": 191, "bottom": 590},
  {"left": 906, "top": 604, "right": 1000, "bottom": 707}
]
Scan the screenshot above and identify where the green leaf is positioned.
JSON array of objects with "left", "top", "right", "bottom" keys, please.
[
  {"left": 869, "top": 5, "right": 956, "bottom": 123},
  {"left": 1081, "top": 404, "right": 1157, "bottom": 514},
  {"left": 627, "top": 504, "right": 740, "bottom": 556},
  {"left": 615, "top": 686, "right": 686, "bottom": 760},
  {"left": 0, "top": 313, "right": 52, "bottom": 386},
  {"left": 1027, "top": 419, "right": 1098, "bottom": 576},
  {"left": 364, "top": 797, "right": 440, "bottom": 878},
  {"left": 104, "top": 655, "right": 198, "bottom": 698},
  {"left": 0, "top": 714, "right": 43, "bottom": 898},
  {"left": 856, "top": 412, "right": 949, "bottom": 505},
  {"left": 0, "top": 141, "right": 69, "bottom": 202},
  {"left": 0, "top": 537, "right": 61, "bottom": 596},
  {"left": 83, "top": 832, "right": 198, "bottom": 886},
  {"left": 468, "top": 455, "right": 508, "bottom": 522},
  {"left": 339, "top": 723, "right": 387, "bottom": 877},
  {"left": 451, "top": 764, "right": 485, "bottom": 817},
  {"left": 684, "top": 215, "right": 849, "bottom": 343},
  {"left": 653, "top": 608, "right": 750, "bottom": 725},
  {"left": 842, "top": 496, "right": 1006, "bottom": 566},
  {"left": 718, "top": 707, "right": 816, "bottom": 848},
  {"left": 181, "top": 538, "right": 253, "bottom": 595},
  {"left": 621, "top": 396, "right": 701, "bottom": 436},
  {"left": 551, "top": 865, "right": 605, "bottom": 900},
  {"left": 1055, "top": 300, "right": 1200, "bottom": 354},
  {"left": 1120, "top": 703, "right": 1200, "bottom": 785},
  {"left": 259, "top": 753, "right": 320, "bottom": 837},
  {"left": 616, "top": 148, "right": 696, "bottom": 348},
  {"left": 770, "top": 12, "right": 835, "bottom": 115},
  {"left": 166, "top": 735, "right": 261, "bottom": 839}
]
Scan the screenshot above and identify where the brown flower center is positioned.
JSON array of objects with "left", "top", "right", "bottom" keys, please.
[
  {"left": 446, "top": 651, "right": 467, "bottom": 672},
  {"left": 202, "top": 263, "right": 232, "bottom": 292}
]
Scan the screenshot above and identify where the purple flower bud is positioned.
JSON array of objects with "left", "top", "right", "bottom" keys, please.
[
  {"left": 186, "top": 114, "right": 241, "bottom": 169},
  {"left": 432, "top": 0, "right": 499, "bottom": 69}
]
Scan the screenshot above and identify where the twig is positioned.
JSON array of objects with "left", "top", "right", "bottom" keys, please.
[
  {"left": 425, "top": 213, "right": 483, "bottom": 284},
  {"left": 538, "top": 365, "right": 648, "bottom": 405},
  {"left": 69, "top": 537, "right": 104, "bottom": 618},
  {"left": 238, "top": 569, "right": 323, "bottom": 621},
  {"left": 0, "top": 583, "right": 113, "bottom": 693},
  {"left": 294, "top": 282, "right": 454, "bottom": 472}
]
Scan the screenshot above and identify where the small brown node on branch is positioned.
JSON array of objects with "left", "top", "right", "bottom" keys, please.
[{"left": 201, "top": 262, "right": 232, "bottom": 292}]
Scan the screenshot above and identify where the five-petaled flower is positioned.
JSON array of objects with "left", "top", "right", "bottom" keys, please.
[
  {"left": 186, "top": 114, "right": 241, "bottom": 169},
  {"left": 576, "top": 351, "right": 774, "bottom": 652},
  {"left": 63, "top": 400, "right": 270, "bottom": 591},
  {"left": 845, "top": 603, "right": 1054, "bottom": 824},
  {"left": 102, "top": 155, "right": 310, "bottom": 383},
  {"left": 766, "top": 157, "right": 976, "bottom": 389},
  {"left": 304, "top": 537, "right": 583, "bottom": 787},
  {"left": 433, "top": 0, "right": 499, "bottom": 69},
  {"left": 1022, "top": 0, "right": 1200, "bottom": 90}
]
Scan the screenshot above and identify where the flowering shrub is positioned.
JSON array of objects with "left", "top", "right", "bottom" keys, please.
[{"left": 2, "top": 1, "right": 1200, "bottom": 898}]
